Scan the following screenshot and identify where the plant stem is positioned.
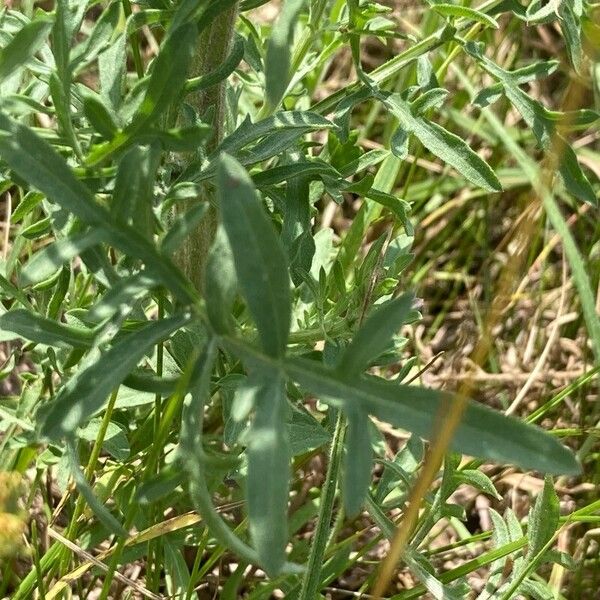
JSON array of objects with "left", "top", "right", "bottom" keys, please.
[
  {"left": 121, "top": 0, "right": 144, "bottom": 79},
  {"left": 298, "top": 411, "right": 345, "bottom": 600},
  {"left": 174, "top": 2, "right": 239, "bottom": 291},
  {"left": 58, "top": 389, "right": 120, "bottom": 573},
  {"left": 149, "top": 295, "right": 165, "bottom": 592}
]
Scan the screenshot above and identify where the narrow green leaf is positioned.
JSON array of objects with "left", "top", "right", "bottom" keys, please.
[
  {"left": 0, "top": 309, "right": 94, "bottom": 348},
  {"left": 411, "top": 88, "right": 449, "bottom": 114},
  {"left": 384, "top": 93, "right": 502, "bottom": 192},
  {"left": 247, "top": 369, "right": 291, "bottom": 576},
  {"left": 11, "top": 191, "right": 44, "bottom": 223},
  {"left": 221, "top": 337, "right": 580, "bottom": 474},
  {"left": 559, "top": 1, "right": 582, "bottom": 73},
  {"left": 112, "top": 144, "right": 161, "bottom": 239},
  {"left": 185, "top": 32, "right": 245, "bottom": 94},
  {"left": 557, "top": 138, "right": 596, "bottom": 206},
  {"left": 98, "top": 32, "right": 126, "bottom": 111},
  {"left": 433, "top": 3, "right": 499, "bottom": 28},
  {"left": 79, "top": 419, "right": 130, "bottom": 460},
  {"left": 204, "top": 225, "right": 237, "bottom": 335},
  {"left": 288, "top": 406, "right": 330, "bottom": 455},
  {"left": 0, "top": 12, "right": 53, "bottom": 84},
  {"left": 164, "top": 539, "right": 191, "bottom": 597},
  {"left": 252, "top": 160, "right": 338, "bottom": 188},
  {"left": 218, "top": 111, "right": 336, "bottom": 156},
  {"left": 0, "top": 112, "right": 195, "bottom": 302},
  {"left": 66, "top": 442, "right": 127, "bottom": 536},
  {"left": 87, "top": 273, "right": 155, "bottom": 322},
  {"left": 20, "top": 229, "right": 105, "bottom": 286},
  {"left": 265, "top": 0, "right": 305, "bottom": 108},
  {"left": 526, "top": 475, "right": 559, "bottom": 559},
  {"left": 281, "top": 357, "right": 580, "bottom": 475},
  {"left": 69, "top": 0, "right": 121, "bottom": 70},
  {"left": 136, "top": 125, "right": 213, "bottom": 152},
  {"left": 217, "top": 154, "right": 291, "bottom": 357},
  {"left": 404, "top": 549, "right": 469, "bottom": 600},
  {"left": 343, "top": 407, "right": 372, "bottom": 517},
  {"left": 340, "top": 292, "right": 414, "bottom": 373},
  {"left": 41, "top": 315, "right": 189, "bottom": 440},
  {"left": 454, "top": 469, "right": 502, "bottom": 500},
  {"left": 87, "top": 23, "right": 198, "bottom": 164},
  {"left": 81, "top": 90, "right": 119, "bottom": 140},
  {"left": 123, "top": 370, "right": 179, "bottom": 397},
  {"left": 180, "top": 343, "right": 266, "bottom": 569},
  {"left": 526, "top": 0, "right": 560, "bottom": 23},
  {"left": 134, "top": 23, "right": 197, "bottom": 127}
]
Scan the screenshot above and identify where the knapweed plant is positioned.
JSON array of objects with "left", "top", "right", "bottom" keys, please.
[{"left": 0, "top": 0, "right": 597, "bottom": 597}]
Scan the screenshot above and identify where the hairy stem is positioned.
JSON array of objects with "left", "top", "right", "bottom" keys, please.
[
  {"left": 298, "top": 411, "right": 346, "bottom": 600},
  {"left": 174, "top": 3, "right": 239, "bottom": 291}
]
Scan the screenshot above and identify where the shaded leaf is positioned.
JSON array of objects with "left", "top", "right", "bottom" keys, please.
[
  {"left": 66, "top": 442, "right": 126, "bottom": 536},
  {"left": 41, "top": 315, "right": 189, "bottom": 440},
  {"left": 21, "top": 229, "right": 105, "bottom": 286},
  {"left": 526, "top": 475, "right": 559, "bottom": 559},
  {"left": 433, "top": 3, "right": 499, "bottom": 28},
  {"left": 0, "top": 11, "right": 53, "bottom": 84},
  {"left": 0, "top": 309, "right": 94, "bottom": 348},
  {"left": 340, "top": 292, "right": 414, "bottom": 373},
  {"left": 265, "top": 0, "right": 305, "bottom": 108}
]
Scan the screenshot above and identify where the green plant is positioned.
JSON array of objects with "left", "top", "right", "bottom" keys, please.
[{"left": 0, "top": 0, "right": 597, "bottom": 597}]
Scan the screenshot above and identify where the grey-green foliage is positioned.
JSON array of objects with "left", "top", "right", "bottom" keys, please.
[{"left": 0, "top": 0, "right": 594, "bottom": 596}]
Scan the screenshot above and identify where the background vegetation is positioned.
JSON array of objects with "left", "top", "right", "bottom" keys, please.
[{"left": 0, "top": 0, "right": 598, "bottom": 598}]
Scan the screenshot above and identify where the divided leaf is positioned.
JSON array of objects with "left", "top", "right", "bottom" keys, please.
[
  {"left": 222, "top": 337, "right": 580, "bottom": 475},
  {"left": 41, "top": 315, "right": 189, "bottom": 440},
  {"left": 384, "top": 93, "right": 502, "bottom": 192},
  {"left": 0, "top": 111, "right": 195, "bottom": 302}
]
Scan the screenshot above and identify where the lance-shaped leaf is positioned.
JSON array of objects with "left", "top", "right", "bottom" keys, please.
[
  {"left": 204, "top": 225, "right": 237, "bottom": 335},
  {"left": 112, "top": 144, "right": 161, "bottom": 239},
  {"left": 247, "top": 369, "right": 291, "bottom": 576},
  {"left": 41, "top": 315, "right": 189, "bottom": 440},
  {"left": 0, "top": 112, "right": 196, "bottom": 303},
  {"left": 0, "top": 309, "right": 95, "bottom": 348},
  {"left": 131, "top": 22, "right": 196, "bottom": 127},
  {"left": 87, "top": 23, "right": 198, "bottom": 164},
  {"left": 343, "top": 406, "right": 372, "bottom": 517},
  {"left": 383, "top": 93, "right": 502, "bottom": 192},
  {"left": 66, "top": 442, "right": 127, "bottom": 536},
  {"left": 265, "top": 0, "right": 305, "bottom": 108},
  {"left": 217, "top": 154, "right": 291, "bottom": 357},
  {"left": 433, "top": 3, "right": 499, "bottom": 28},
  {"left": 526, "top": 475, "right": 559, "bottom": 560},
  {"left": 217, "top": 111, "right": 336, "bottom": 156},
  {"left": 464, "top": 41, "right": 595, "bottom": 204},
  {"left": 20, "top": 229, "right": 105, "bottom": 286},
  {"left": 339, "top": 292, "right": 414, "bottom": 373},
  {"left": 0, "top": 11, "right": 53, "bottom": 84}
]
